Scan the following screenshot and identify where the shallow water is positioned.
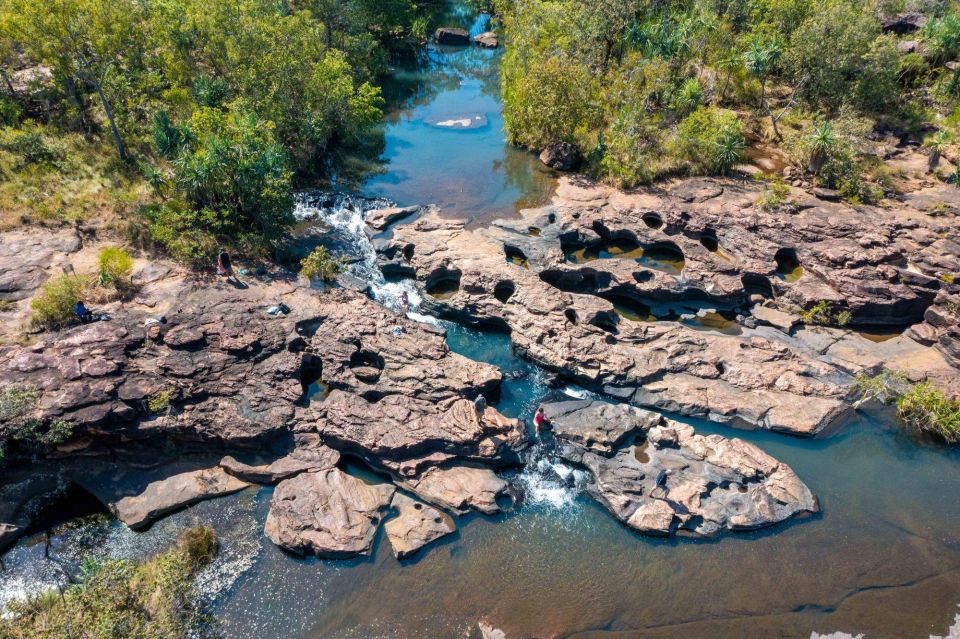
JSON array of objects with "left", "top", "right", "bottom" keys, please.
[
  {"left": 361, "top": 9, "right": 556, "bottom": 224},
  {"left": 3, "top": 5, "right": 960, "bottom": 639}
]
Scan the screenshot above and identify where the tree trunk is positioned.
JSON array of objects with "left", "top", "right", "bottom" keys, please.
[
  {"left": 0, "top": 69, "right": 16, "bottom": 99},
  {"left": 928, "top": 149, "right": 941, "bottom": 173},
  {"left": 91, "top": 77, "right": 127, "bottom": 162}
]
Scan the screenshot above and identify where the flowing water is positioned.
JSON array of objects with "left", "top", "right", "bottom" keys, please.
[{"left": 4, "top": 5, "right": 960, "bottom": 639}]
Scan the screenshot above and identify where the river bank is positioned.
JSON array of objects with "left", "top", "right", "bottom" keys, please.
[{"left": 1, "top": 3, "right": 960, "bottom": 638}]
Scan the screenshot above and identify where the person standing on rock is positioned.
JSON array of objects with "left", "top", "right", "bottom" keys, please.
[
  {"left": 534, "top": 407, "right": 549, "bottom": 435},
  {"left": 217, "top": 248, "right": 236, "bottom": 283},
  {"left": 654, "top": 468, "right": 673, "bottom": 498}
]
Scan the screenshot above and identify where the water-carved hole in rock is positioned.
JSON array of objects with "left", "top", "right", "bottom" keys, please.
[
  {"left": 548, "top": 212, "right": 557, "bottom": 224},
  {"left": 504, "top": 244, "right": 529, "bottom": 269},
  {"left": 742, "top": 273, "right": 774, "bottom": 299},
  {"left": 589, "top": 311, "right": 619, "bottom": 334},
  {"left": 638, "top": 241, "right": 685, "bottom": 276},
  {"left": 433, "top": 517, "right": 443, "bottom": 524},
  {"left": 349, "top": 349, "right": 385, "bottom": 384},
  {"left": 600, "top": 294, "right": 656, "bottom": 323},
  {"left": 299, "top": 353, "right": 329, "bottom": 403},
  {"left": 633, "top": 435, "right": 650, "bottom": 463},
  {"left": 402, "top": 244, "right": 415, "bottom": 261},
  {"left": 22, "top": 483, "right": 111, "bottom": 537},
  {"left": 774, "top": 247, "right": 804, "bottom": 282},
  {"left": 564, "top": 308, "right": 578, "bottom": 324},
  {"left": 565, "top": 236, "right": 642, "bottom": 264},
  {"left": 539, "top": 268, "right": 612, "bottom": 295},
  {"left": 699, "top": 229, "right": 719, "bottom": 252},
  {"left": 528, "top": 226, "right": 541, "bottom": 237},
  {"left": 413, "top": 503, "right": 423, "bottom": 510},
  {"left": 494, "top": 281, "right": 516, "bottom": 303},
  {"left": 426, "top": 268, "right": 462, "bottom": 299},
  {"left": 643, "top": 213, "right": 664, "bottom": 229}
]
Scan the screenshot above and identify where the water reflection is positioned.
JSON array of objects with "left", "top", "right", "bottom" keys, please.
[{"left": 359, "top": 12, "right": 556, "bottom": 224}]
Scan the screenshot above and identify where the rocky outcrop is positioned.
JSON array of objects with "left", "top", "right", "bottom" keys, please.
[
  {"left": 378, "top": 175, "right": 960, "bottom": 434},
  {"left": 548, "top": 400, "right": 818, "bottom": 536},
  {"left": 435, "top": 27, "right": 470, "bottom": 45},
  {"left": 264, "top": 468, "right": 395, "bottom": 557},
  {"left": 383, "top": 492, "right": 456, "bottom": 558},
  {"left": 882, "top": 12, "right": 927, "bottom": 34},
  {"left": 112, "top": 467, "right": 249, "bottom": 530},
  {"left": 0, "top": 227, "right": 81, "bottom": 302},
  {"left": 539, "top": 141, "right": 581, "bottom": 171}
]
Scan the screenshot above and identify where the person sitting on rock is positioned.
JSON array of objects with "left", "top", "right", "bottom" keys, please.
[
  {"left": 533, "top": 406, "right": 550, "bottom": 435},
  {"left": 74, "top": 300, "right": 93, "bottom": 323},
  {"left": 217, "top": 248, "right": 235, "bottom": 281}
]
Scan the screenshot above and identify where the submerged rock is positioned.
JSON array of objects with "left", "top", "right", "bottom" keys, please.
[
  {"left": 112, "top": 467, "right": 249, "bottom": 530},
  {"left": 549, "top": 400, "right": 818, "bottom": 536},
  {"left": 384, "top": 492, "right": 456, "bottom": 558},
  {"left": 265, "top": 468, "right": 395, "bottom": 557}
]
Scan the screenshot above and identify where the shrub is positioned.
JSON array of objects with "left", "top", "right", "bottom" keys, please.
[
  {"left": 300, "top": 246, "right": 345, "bottom": 282},
  {"left": 674, "top": 107, "right": 745, "bottom": 175},
  {"left": 756, "top": 177, "right": 791, "bottom": 210},
  {"left": 97, "top": 246, "right": 134, "bottom": 290},
  {"left": 147, "top": 389, "right": 173, "bottom": 414},
  {"left": 801, "top": 300, "right": 851, "bottom": 326},
  {"left": 29, "top": 274, "right": 90, "bottom": 329},
  {"left": 0, "top": 385, "right": 39, "bottom": 423},
  {"left": 898, "top": 381, "right": 960, "bottom": 442},
  {"left": 0, "top": 526, "right": 218, "bottom": 639},
  {"left": 0, "top": 385, "right": 74, "bottom": 448}
]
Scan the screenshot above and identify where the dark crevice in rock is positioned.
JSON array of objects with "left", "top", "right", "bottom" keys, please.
[{"left": 425, "top": 267, "right": 462, "bottom": 299}]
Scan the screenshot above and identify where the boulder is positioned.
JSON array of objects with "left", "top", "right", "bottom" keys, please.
[
  {"left": 551, "top": 400, "right": 819, "bottom": 536},
  {"left": 219, "top": 446, "right": 339, "bottom": 484},
  {"left": 435, "top": 27, "right": 470, "bottom": 45},
  {"left": 384, "top": 492, "right": 456, "bottom": 558},
  {"left": 473, "top": 31, "right": 499, "bottom": 48},
  {"left": 365, "top": 206, "right": 420, "bottom": 231},
  {"left": 264, "top": 468, "right": 395, "bottom": 557},
  {"left": 397, "top": 464, "right": 507, "bottom": 515},
  {"left": 543, "top": 399, "right": 660, "bottom": 455},
  {"left": 539, "top": 141, "right": 581, "bottom": 171},
  {"left": 112, "top": 468, "right": 249, "bottom": 530},
  {"left": 751, "top": 304, "right": 800, "bottom": 333}
]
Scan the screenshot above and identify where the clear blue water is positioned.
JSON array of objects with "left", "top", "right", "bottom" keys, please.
[
  {"left": 3, "top": 5, "right": 960, "bottom": 639},
  {"left": 361, "top": 9, "right": 556, "bottom": 224}
]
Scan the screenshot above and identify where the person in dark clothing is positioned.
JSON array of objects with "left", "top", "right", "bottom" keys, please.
[
  {"left": 74, "top": 300, "right": 93, "bottom": 322},
  {"left": 217, "top": 248, "right": 235, "bottom": 281},
  {"left": 654, "top": 468, "right": 673, "bottom": 497}
]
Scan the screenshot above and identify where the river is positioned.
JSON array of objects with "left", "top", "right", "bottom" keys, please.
[{"left": 2, "top": 6, "right": 960, "bottom": 639}]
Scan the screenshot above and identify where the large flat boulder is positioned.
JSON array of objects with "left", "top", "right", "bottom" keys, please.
[
  {"left": 384, "top": 492, "right": 456, "bottom": 559},
  {"left": 397, "top": 464, "right": 507, "bottom": 515},
  {"left": 112, "top": 467, "right": 249, "bottom": 530},
  {"left": 550, "top": 400, "right": 818, "bottom": 536},
  {"left": 265, "top": 468, "right": 395, "bottom": 558}
]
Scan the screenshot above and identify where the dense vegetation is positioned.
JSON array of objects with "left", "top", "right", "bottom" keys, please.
[
  {"left": 0, "top": 526, "right": 219, "bottom": 639},
  {"left": 0, "top": 0, "right": 436, "bottom": 263},
  {"left": 498, "top": 0, "right": 960, "bottom": 195}
]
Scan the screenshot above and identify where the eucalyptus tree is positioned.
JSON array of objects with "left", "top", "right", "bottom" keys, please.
[{"left": 2, "top": 0, "right": 143, "bottom": 161}]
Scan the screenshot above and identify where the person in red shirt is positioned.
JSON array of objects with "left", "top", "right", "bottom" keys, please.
[{"left": 533, "top": 406, "right": 548, "bottom": 435}]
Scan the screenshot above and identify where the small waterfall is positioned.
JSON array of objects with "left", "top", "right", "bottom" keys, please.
[{"left": 294, "top": 193, "right": 433, "bottom": 322}]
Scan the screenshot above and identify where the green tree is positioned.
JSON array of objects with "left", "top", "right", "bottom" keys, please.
[{"left": 2, "top": 0, "right": 142, "bottom": 161}]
